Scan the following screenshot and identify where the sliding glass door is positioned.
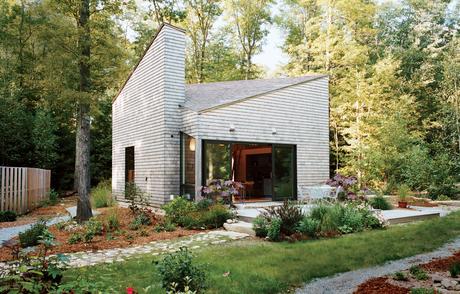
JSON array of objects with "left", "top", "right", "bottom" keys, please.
[
  {"left": 272, "top": 145, "right": 296, "bottom": 201},
  {"left": 203, "top": 142, "right": 231, "bottom": 184}
]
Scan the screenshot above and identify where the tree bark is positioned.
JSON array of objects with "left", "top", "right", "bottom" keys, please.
[{"left": 75, "top": 0, "right": 92, "bottom": 222}]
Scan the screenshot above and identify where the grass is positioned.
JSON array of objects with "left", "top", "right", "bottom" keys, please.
[
  {"left": 91, "top": 180, "right": 115, "bottom": 208},
  {"left": 64, "top": 211, "right": 460, "bottom": 294}
]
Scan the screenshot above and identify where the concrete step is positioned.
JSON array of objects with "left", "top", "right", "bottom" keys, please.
[
  {"left": 223, "top": 221, "right": 256, "bottom": 236},
  {"left": 381, "top": 209, "right": 440, "bottom": 225}
]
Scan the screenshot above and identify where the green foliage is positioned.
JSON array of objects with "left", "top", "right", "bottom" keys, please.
[
  {"left": 393, "top": 271, "right": 408, "bottom": 281},
  {"left": 129, "top": 212, "right": 152, "bottom": 230},
  {"left": 369, "top": 196, "right": 392, "bottom": 210},
  {"left": 106, "top": 210, "right": 120, "bottom": 231},
  {"left": 397, "top": 185, "right": 410, "bottom": 202},
  {"left": 163, "top": 197, "right": 197, "bottom": 226},
  {"left": 261, "top": 201, "right": 304, "bottom": 236},
  {"left": 296, "top": 217, "right": 320, "bottom": 238},
  {"left": 156, "top": 247, "right": 207, "bottom": 293},
  {"left": 409, "top": 266, "right": 428, "bottom": 281},
  {"left": 19, "top": 220, "right": 47, "bottom": 247},
  {"left": 68, "top": 233, "right": 83, "bottom": 244},
  {"left": 91, "top": 180, "right": 114, "bottom": 208},
  {"left": 252, "top": 216, "right": 269, "bottom": 238},
  {"left": 267, "top": 218, "right": 282, "bottom": 242},
  {"left": 48, "top": 189, "right": 59, "bottom": 205},
  {"left": 437, "top": 195, "right": 451, "bottom": 201},
  {"left": 0, "top": 210, "right": 17, "bottom": 222},
  {"left": 83, "top": 218, "right": 103, "bottom": 242},
  {"left": 449, "top": 262, "right": 460, "bottom": 278},
  {"left": 154, "top": 220, "right": 177, "bottom": 232}
]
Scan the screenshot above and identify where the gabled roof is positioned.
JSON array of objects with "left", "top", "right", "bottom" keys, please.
[{"left": 183, "top": 75, "right": 327, "bottom": 112}]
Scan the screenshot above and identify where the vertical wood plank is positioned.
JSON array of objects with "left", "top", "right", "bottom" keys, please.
[{"left": 0, "top": 167, "right": 4, "bottom": 211}]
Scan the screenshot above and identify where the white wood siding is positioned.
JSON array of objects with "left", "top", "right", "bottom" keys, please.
[
  {"left": 195, "top": 77, "right": 330, "bottom": 186},
  {"left": 112, "top": 25, "right": 185, "bottom": 206}
]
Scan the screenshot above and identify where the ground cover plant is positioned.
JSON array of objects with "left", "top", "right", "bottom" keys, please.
[
  {"left": 63, "top": 211, "right": 460, "bottom": 294},
  {"left": 162, "top": 196, "right": 234, "bottom": 229},
  {"left": 91, "top": 180, "right": 114, "bottom": 208},
  {"left": 0, "top": 211, "right": 17, "bottom": 222}
]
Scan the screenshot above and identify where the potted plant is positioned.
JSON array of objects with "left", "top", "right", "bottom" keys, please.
[{"left": 397, "top": 184, "right": 410, "bottom": 208}]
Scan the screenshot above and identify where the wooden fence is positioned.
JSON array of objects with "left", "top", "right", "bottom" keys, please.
[{"left": 0, "top": 167, "right": 51, "bottom": 214}]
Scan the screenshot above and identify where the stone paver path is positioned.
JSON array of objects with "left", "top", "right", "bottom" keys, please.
[
  {"left": 295, "top": 236, "right": 460, "bottom": 294},
  {"left": 62, "top": 230, "right": 249, "bottom": 268}
]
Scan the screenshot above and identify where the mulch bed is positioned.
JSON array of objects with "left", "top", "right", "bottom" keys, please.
[
  {"left": 0, "top": 197, "right": 76, "bottom": 229},
  {"left": 354, "top": 277, "right": 410, "bottom": 294},
  {"left": 421, "top": 251, "right": 460, "bottom": 272},
  {"left": 0, "top": 206, "right": 204, "bottom": 262}
]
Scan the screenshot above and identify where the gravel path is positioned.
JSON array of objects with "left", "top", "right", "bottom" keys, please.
[{"left": 295, "top": 237, "right": 460, "bottom": 294}]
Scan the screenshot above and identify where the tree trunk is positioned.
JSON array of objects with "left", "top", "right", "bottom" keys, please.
[{"left": 75, "top": 0, "right": 92, "bottom": 222}]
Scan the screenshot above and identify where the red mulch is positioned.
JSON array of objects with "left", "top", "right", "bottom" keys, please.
[
  {"left": 421, "top": 251, "right": 460, "bottom": 272},
  {"left": 354, "top": 277, "right": 410, "bottom": 294},
  {"left": 0, "top": 197, "right": 77, "bottom": 229},
  {"left": 0, "top": 206, "right": 204, "bottom": 261}
]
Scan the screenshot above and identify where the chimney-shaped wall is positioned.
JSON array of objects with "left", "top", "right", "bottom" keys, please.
[{"left": 112, "top": 24, "right": 186, "bottom": 206}]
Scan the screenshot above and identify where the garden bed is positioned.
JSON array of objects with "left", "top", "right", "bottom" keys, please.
[
  {"left": 0, "top": 206, "right": 203, "bottom": 261},
  {"left": 0, "top": 196, "right": 76, "bottom": 229},
  {"left": 355, "top": 250, "right": 460, "bottom": 293}
]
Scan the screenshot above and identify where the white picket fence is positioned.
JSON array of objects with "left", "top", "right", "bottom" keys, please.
[{"left": 0, "top": 167, "right": 51, "bottom": 214}]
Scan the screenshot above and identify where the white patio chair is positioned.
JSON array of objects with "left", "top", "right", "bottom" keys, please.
[{"left": 298, "top": 185, "right": 334, "bottom": 203}]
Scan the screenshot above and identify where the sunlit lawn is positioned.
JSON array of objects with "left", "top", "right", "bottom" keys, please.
[{"left": 65, "top": 211, "right": 460, "bottom": 294}]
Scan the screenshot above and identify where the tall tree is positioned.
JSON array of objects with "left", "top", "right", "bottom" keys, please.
[
  {"left": 185, "top": 0, "right": 222, "bottom": 83},
  {"left": 75, "top": 0, "right": 93, "bottom": 222},
  {"left": 225, "top": 0, "right": 272, "bottom": 79}
]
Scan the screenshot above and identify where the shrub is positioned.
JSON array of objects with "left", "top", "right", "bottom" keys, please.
[
  {"left": 154, "top": 220, "right": 176, "bottom": 232},
  {"left": 156, "top": 247, "right": 207, "bottom": 293},
  {"left": 409, "top": 266, "right": 428, "bottom": 280},
  {"left": 48, "top": 189, "right": 59, "bottom": 205},
  {"left": 397, "top": 184, "right": 410, "bottom": 202},
  {"left": 125, "top": 182, "right": 149, "bottom": 214},
  {"left": 83, "top": 218, "right": 103, "bottom": 242},
  {"left": 253, "top": 215, "right": 269, "bottom": 237},
  {"left": 106, "top": 210, "right": 120, "bottom": 231},
  {"left": 196, "top": 198, "right": 213, "bottom": 210},
  {"left": 296, "top": 217, "right": 319, "bottom": 237},
  {"left": 91, "top": 180, "right": 114, "bottom": 208},
  {"left": 129, "top": 212, "right": 152, "bottom": 231},
  {"left": 449, "top": 261, "right": 460, "bottom": 278},
  {"left": 200, "top": 204, "right": 233, "bottom": 228},
  {"left": 201, "top": 179, "right": 243, "bottom": 204},
  {"left": 19, "top": 220, "right": 47, "bottom": 247},
  {"left": 370, "top": 195, "right": 392, "bottom": 210},
  {"left": 393, "top": 271, "right": 408, "bottom": 281},
  {"left": 437, "top": 194, "right": 451, "bottom": 201},
  {"left": 0, "top": 210, "right": 17, "bottom": 222},
  {"left": 262, "top": 200, "right": 304, "bottom": 236},
  {"left": 267, "top": 218, "right": 282, "bottom": 241},
  {"left": 68, "top": 233, "right": 83, "bottom": 244},
  {"left": 162, "top": 196, "right": 197, "bottom": 226},
  {"left": 340, "top": 206, "right": 364, "bottom": 233}
]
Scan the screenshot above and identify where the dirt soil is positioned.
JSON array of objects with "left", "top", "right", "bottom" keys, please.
[
  {"left": 0, "top": 206, "right": 203, "bottom": 261},
  {"left": 0, "top": 196, "right": 77, "bottom": 229}
]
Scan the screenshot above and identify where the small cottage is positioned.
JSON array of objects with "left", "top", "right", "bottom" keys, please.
[{"left": 112, "top": 23, "right": 330, "bottom": 206}]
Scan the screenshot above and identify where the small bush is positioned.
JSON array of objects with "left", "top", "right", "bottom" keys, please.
[
  {"left": 68, "top": 233, "right": 83, "bottom": 244},
  {"left": 83, "top": 218, "right": 103, "bottom": 242},
  {"left": 253, "top": 216, "right": 269, "bottom": 237},
  {"left": 370, "top": 196, "right": 392, "bottom": 210},
  {"left": 19, "top": 220, "right": 47, "bottom": 247},
  {"left": 129, "top": 212, "right": 152, "bottom": 230},
  {"left": 267, "top": 218, "right": 282, "bottom": 241},
  {"left": 154, "top": 220, "right": 176, "bottom": 232},
  {"left": 106, "top": 211, "right": 120, "bottom": 231},
  {"left": 91, "top": 180, "right": 114, "bottom": 208},
  {"left": 262, "top": 200, "right": 304, "bottom": 236},
  {"left": 0, "top": 210, "right": 17, "bottom": 222},
  {"left": 162, "top": 197, "right": 196, "bottom": 226},
  {"left": 156, "top": 247, "right": 207, "bottom": 293},
  {"left": 48, "top": 189, "right": 59, "bottom": 205},
  {"left": 449, "top": 261, "right": 460, "bottom": 278},
  {"left": 393, "top": 271, "right": 408, "bottom": 281},
  {"left": 296, "top": 217, "right": 319, "bottom": 237},
  {"left": 200, "top": 204, "right": 233, "bottom": 228},
  {"left": 437, "top": 194, "right": 451, "bottom": 201},
  {"left": 409, "top": 265, "right": 428, "bottom": 280},
  {"left": 196, "top": 198, "right": 213, "bottom": 210}
]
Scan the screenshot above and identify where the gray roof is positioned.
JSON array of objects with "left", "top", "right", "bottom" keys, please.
[{"left": 183, "top": 75, "right": 327, "bottom": 112}]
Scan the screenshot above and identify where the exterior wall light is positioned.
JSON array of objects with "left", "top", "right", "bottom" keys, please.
[
  {"left": 189, "top": 137, "right": 196, "bottom": 151},
  {"left": 272, "top": 128, "right": 277, "bottom": 134},
  {"left": 229, "top": 124, "right": 235, "bottom": 132}
]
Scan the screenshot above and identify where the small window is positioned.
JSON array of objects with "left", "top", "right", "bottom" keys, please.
[{"left": 125, "top": 146, "right": 135, "bottom": 183}]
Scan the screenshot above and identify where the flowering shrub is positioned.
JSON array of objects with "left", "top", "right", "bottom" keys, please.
[
  {"left": 326, "top": 174, "right": 368, "bottom": 201},
  {"left": 200, "top": 179, "right": 244, "bottom": 204}
]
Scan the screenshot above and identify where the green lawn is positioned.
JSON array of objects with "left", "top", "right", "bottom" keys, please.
[{"left": 65, "top": 211, "right": 460, "bottom": 294}]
